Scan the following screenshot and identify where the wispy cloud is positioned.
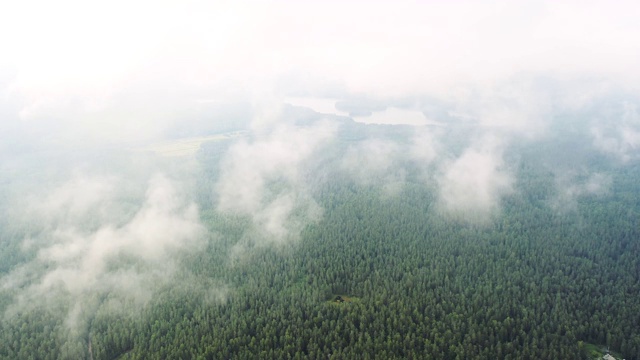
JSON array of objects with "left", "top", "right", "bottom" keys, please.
[
  {"left": 436, "top": 135, "right": 513, "bottom": 223},
  {"left": 591, "top": 101, "right": 640, "bottom": 162},
  {"left": 551, "top": 172, "right": 612, "bottom": 214},
  {"left": 1, "top": 174, "right": 209, "bottom": 343},
  {"left": 215, "top": 111, "right": 337, "bottom": 245}
]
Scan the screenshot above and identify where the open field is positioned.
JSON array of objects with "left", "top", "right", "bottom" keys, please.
[
  {"left": 327, "top": 294, "right": 361, "bottom": 306},
  {"left": 581, "top": 342, "right": 623, "bottom": 359},
  {"left": 134, "top": 131, "right": 247, "bottom": 157}
]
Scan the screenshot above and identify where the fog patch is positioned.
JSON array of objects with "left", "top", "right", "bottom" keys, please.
[
  {"left": 1, "top": 174, "right": 210, "bottom": 351},
  {"left": 436, "top": 136, "right": 513, "bottom": 223},
  {"left": 449, "top": 78, "right": 553, "bottom": 138},
  {"left": 341, "top": 139, "right": 405, "bottom": 192},
  {"left": 284, "top": 97, "right": 349, "bottom": 117},
  {"left": 410, "top": 127, "right": 441, "bottom": 167},
  {"left": 352, "top": 107, "right": 434, "bottom": 126},
  {"left": 551, "top": 172, "right": 612, "bottom": 213},
  {"left": 22, "top": 174, "right": 130, "bottom": 234},
  {"left": 591, "top": 101, "right": 640, "bottom": 162},
  {"left": 216, "top": 119, "right": 337, "bottom": 246}
]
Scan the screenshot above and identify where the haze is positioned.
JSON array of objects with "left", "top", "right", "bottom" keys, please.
[{"left": 1, "top": 1, "right": 640, "bottom": 359}]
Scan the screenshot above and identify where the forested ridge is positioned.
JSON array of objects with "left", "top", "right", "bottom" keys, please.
[{"left": 1, "top": 119, "right": 640, "bottom": 360}]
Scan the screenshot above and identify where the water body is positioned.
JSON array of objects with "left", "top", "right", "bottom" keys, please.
[
  {"left": 284, "top": 97, "right": 349, "bottom": 117},
  {"left": 353, "top": 107, "right": 432, "bottom": 126},
  {"left": 285, "top": 97, "right": 443, "bottom": 126}
]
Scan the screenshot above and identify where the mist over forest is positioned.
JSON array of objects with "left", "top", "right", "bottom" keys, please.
[{"left": 1, "top": 1, "right": 640, "bottom": 359}]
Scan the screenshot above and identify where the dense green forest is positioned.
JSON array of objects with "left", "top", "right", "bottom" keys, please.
[{"left": 1, "top": 109, "right": 639, "bottom": 360}]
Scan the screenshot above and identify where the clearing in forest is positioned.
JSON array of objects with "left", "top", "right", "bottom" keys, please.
[
  {"left": 327, "top": 294, "right": 360, "bottom": 305},
  {"left": 134, "top": 131, "right": 247, "bottom": 157}
]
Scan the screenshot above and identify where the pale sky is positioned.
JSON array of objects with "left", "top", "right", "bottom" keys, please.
[{"left": 1, "top": 0, "right": 639, "bottom": 143}]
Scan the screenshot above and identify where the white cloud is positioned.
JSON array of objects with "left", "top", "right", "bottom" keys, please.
[
  {"left": 437, "top": 136, "right": 513, "bottom": 222},
  {"left": 342, "top": 139, "right": 401, "bottom": 181},
  {"left": 1, "top": 173, "right": 208, "bottom": 333},
  {"left": 2, "top": 0, "right": 640, "bottom": 147},
  {"left": 216, "top": 117, "right": 337, "bottom": 244},
  {"left": 551, "top": 172, "right": 612, "bottom": 213},
  {"left": 30, "top": 174, "right": 120, "bottom": 227},
  {"left": 449, "top": 77, "right": 553, "bottom": 138},
  {"left": 410, "top": 128, "right": 440, "bottom": 165},
  {"left": 591, "top": 101, "right": 640, "bottom": 162}
]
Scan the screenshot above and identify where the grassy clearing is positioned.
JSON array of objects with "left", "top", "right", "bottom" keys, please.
[
  {"left": 580, "top": 342, "right": 623, "bottom": 359},
  {"left": 327, "top": 294, "right": 361, "bottom": 306},
  {"left": 134, "top": 131, "right": 247, "bottom": 157}
]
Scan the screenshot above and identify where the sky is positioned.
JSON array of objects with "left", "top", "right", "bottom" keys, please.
[{"left": 1, "top": 0, "right": 640, "bottom": 146}]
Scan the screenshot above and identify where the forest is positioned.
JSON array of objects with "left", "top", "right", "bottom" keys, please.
[
  {"left": 1, "top": 98, "right": 639, "bottom": 360},
  {"left": 3, "top": 1, "right": 640, "bottom": 359}
]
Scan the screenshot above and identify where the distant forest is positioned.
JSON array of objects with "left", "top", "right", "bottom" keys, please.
[{"left": 1, "top": 106, "right": 639, "bottom": 360}]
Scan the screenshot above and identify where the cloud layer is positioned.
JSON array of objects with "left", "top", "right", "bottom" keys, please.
[
  {"left": 2, "top": 174, "right": 206, "bottom": 335},
  {"left": 591, "top": 101, "right": 640, "bottom": 162},
  {"left": 2, "top": 1, "right": 640, "bottom": 147},
  {"left": 216, "top": 116, "right": 337, "bottom": 244},
  {"left": 437, "top": 136, "right": 513, "bottom": 223}
]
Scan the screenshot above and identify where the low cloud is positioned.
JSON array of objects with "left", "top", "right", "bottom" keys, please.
[
  {"left": 341, "top": 139, "right": 404, "bottom": 192},
  {"left": 215, "top": 117, "right": 337, "bottom": 246},
  {"left": 436, "top": 136, "right": 513, "bottom": 223},
  {"left": 410, "top": 127, "right": 440, "bottom": 165},
  {"left": 447, "top": 77, "right": 554, "bottom": 139},
  {"left": 340, "top": 125, "right": 442, "bottom": 192},
  {"left": 23, "top": 174, "right": 126, "bottom": 233},
  {"left": 1, "top": 174, "right": 208, "bottom": 345},
  {"left": 591, "top": 101, "right": 640, "bottom": 162},
  {"left": 551, "top": 172, "right": 612, "bottom": 213}
]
